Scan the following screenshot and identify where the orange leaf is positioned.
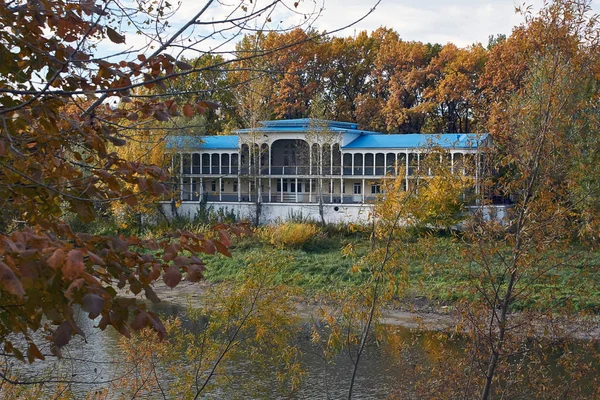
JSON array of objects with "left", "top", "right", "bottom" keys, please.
[
  {"left": 63, "top": 250, "right": 85, "bottom": 280},
  {"left": 47, "top": 248, "right": 66, "bottom": 270},
  {"left": 27, "top": 343, "right": 45, "bottom": 362}
]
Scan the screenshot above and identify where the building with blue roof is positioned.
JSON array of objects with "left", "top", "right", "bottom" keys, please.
[{"left": 164, "top": 119, "right": 491, "bottom": 223}]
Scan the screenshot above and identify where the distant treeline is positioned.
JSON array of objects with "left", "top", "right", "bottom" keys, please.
[{"left": 159, "top": 6, "right": 598, "bottom": 143}]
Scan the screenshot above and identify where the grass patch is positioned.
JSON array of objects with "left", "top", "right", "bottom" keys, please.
[{"left": 204, "top": 232, "right": 600, "bottom": 313}]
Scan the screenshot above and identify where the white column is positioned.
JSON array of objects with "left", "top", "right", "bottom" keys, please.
[
  {"left": 237, "top": 177, "right": 241, "bottom": 202},
  {"left": 309, "top": 179, "right": 312, "bottom": 203},
  {"left": 280, "top": 178, "right": 284, "bottom": 202},
  {"left": 351, "top": 154, "right": 354, "bottom": 176},
  {"left": 295, "top": 178, "right": 298, "bottom": 203},
  {"left": 341, "top": 178, "right": 344, "bottom": 203},
  {"left": 219, "top": 177, "right": 222, "bottom": 201},
  {"left": 309, "top": 145, "right": 312, "bottom": 175},
  {"left": 268, "top": 179, "right": 272, "bottom": 202},
  {"left": 451, "top": 152, "right": 454, "bottom": 175},
  {"left": 268, "top": 144, "right": 271, "bottom": 175},
  {"left": 373, "top": 153, "right": 376, "bottom": 176},
  {"left": 330, "top": 178, "right": 333, "bottom": 203},
  {"left": 362, "top": 179, "right": 365, "bottom": 203},
  {"left": 229, "top": 153, "right": 232, "bottom": 174},
  {"left": 405, "top": 152, "right": 409, "bottom": 191},
  {"left": 319, "top": 145, "right": 323, "bottom": 175},
  {"left": 330, "top": 146, "right": 333, "bottom": 175},
  {"left": 362, "top": 153, "right": 366, "bottom": 176},
  {"left": 218, "top": 154, "right": 222, "bottom": 175},
  {"left": 475, "top": 152, "right": 479, "bottom": 195},
  {"left": 179, "top": 154, "right": 183, "bottom": 200}
]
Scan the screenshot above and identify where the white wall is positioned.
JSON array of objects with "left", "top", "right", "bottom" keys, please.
[
  {"left": 161, "top": 202, "right": 373, "bottom": 224},
  {"left": 161, "top": 202, "right": 511, "bottom": 225}
]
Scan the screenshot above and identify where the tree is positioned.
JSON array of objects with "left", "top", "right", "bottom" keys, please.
[
  {"left": 446, "top": 2, "right": 600, "bottom": 398},
  {"left": 0, "top": 0, "right": 333, "bottom": 368},
  {"left": 305, "top": 93, "right": 341, "bottom": 225}
]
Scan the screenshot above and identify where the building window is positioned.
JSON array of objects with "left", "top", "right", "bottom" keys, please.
[
  {"left": 233, "top": 181, "right": 237, "bottom": 192},
  {"left": 371, "top": 184, "right": 381, "bottom": 194},
  {"left": 353, "top": 183, "right": 362, "bottom": 195},
  {"left": 297, "top": 181, "right": 302, "bottom": 193},
  {"left": 220, "top": 181, "right": 225, "bottom": 192},
  {"left": 211, "top": 180, "right": 216, "bottom": 192}
]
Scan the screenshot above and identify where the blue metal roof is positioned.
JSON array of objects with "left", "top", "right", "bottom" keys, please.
[
  {"left": 342, "top": 133, "right": 488, "bottom": 150},
  {"left": 234, "top": 119, "right": 381, "bottom": 136},
  {"left": 167, "top": 120, "right": 489, "bottom": 151},
  {"left": 166, "top": 135, "right": 238, "bottom": 150},
  {"left": 259, "top": 118, "right": 359, "bottom": 130}
]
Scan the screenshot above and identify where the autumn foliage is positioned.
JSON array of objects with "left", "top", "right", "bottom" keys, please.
[{"left": 0, "top": 0, "right": 244, "bottom": 362}]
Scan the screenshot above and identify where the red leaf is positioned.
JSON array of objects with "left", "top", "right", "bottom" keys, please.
[
  {"left": 148, "top": 313, "right": 166, "bottom": 339},
  {"left": 183, "top": 103, "right": 194, "bottom": 118},
  {"left": 197, "top": 100, "right": 220, "bottom": 110},
  {"left": 0, "top": 261, "right": 25, "bottom": 298},
  {"left": 176, "top": 61, "right": 193, "bottom": 70},
  {"left": 65, "top": 278, "right": 84, "bottom": 300},
  {"left": 54, "top": 321, "right": 72, "bottom": 348},
  {"left": 82, "top": 293, "right": 105, "bottom": 319},
  {"left": 154, "top": 110, "right": 169, "bottom": 122},
  {"left": 88, "top": 251, "right": 106, "bottom": 266},
  {"left": 186, "top": 264, "right": 205, "bottom": 282},
  {"left": 163, "top": 265, "right": 181, "bottom": 288},
  {"left": 106, "top": 27, "right": 125, "bottom": 44},
  {"left": 130, "top": 311, "right": 148, "bottom": 331},
  {"left": 144, "top": 286, "right": 161, "bottom": 303},
  {"left": 173, "top": 256, "right": 187, "bottom": 266},
  {"left": 111, "top": 237, "right": 129, "bottom": 252}
]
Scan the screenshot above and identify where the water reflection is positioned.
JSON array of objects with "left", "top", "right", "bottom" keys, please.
[{"left": 6, "top": 301, "right": 599, "bottom": 399}]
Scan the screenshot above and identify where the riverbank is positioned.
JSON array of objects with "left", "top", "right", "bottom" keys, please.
[{"left": 127, "top": 279, "right": 600, "bottom": 340}]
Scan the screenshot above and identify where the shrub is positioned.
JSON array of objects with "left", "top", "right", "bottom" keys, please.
[{"left": 259, "top": 222, "right": 320, "bottom": 249}]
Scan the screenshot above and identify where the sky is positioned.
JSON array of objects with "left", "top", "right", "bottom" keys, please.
[
  {"left": 314, "top": 0, "right": 542, "bottom": 47},
  {"left": 99, "top": 0, "right": 600, "bottom": 60}
]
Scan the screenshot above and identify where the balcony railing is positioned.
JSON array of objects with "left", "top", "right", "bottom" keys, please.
[{"left": 181, "top": 164, "right": 444, "bottom": 177}]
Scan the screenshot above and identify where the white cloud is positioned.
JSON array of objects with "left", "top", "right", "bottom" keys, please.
[{"left": 95, "top": 0, "right": 600, "bottom": 60}]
